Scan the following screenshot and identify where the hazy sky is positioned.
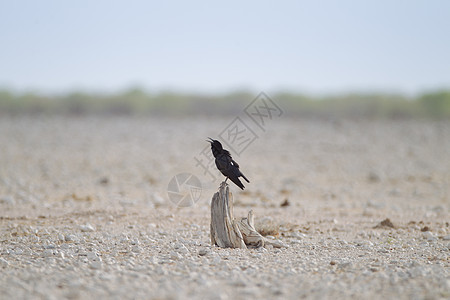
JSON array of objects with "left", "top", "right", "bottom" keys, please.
[{"left": 1, "top": 1, "right": 449, "bottom": 94}]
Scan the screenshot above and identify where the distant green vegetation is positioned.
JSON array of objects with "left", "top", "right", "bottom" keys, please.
[{"left": 1, "top": 88, "right": 449, "bottom": 119}]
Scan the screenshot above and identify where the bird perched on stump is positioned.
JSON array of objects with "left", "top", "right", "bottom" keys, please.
[{"left": 207, "top": 138, "right": 250, "bottom": 190}]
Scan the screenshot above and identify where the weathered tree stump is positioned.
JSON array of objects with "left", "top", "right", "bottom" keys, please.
[
  {"left": 210, "top": 182, "right": 247, "bottom": 248},
  {"left": 211, "top": 181, "right": 286, "bottom": 249}
]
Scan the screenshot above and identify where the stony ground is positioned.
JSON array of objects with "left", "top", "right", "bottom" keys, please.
[{"left": 0, "top": 116, "right": 449, "bottom": 299}]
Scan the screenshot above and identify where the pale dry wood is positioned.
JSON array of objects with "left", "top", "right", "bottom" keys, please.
[
  {"left": 210, "top": 181, "right": 287, "bottom": 249},
  {"left": 210, "top": 181, "right": 246, "bottom": 249},
  {"left": 237, "top": 210, "right": 265, "bottom": 248}
]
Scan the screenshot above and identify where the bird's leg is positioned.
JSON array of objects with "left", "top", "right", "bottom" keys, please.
[{"left": 224, "top": 177, "right": 228, "bottom": 183}]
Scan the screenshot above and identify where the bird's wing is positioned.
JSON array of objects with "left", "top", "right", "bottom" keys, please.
[
  {"left": 231, "top": 159, "right": 249, "bottom": 182},
  {"left": 230, "top": 159, "right": 240, "bottom": 168},
  {"left": 215, "top": 154, "right": 232, "bottom": 172},
  {"left": 215, "top": 154, "right": 247, "bottom": 189}
]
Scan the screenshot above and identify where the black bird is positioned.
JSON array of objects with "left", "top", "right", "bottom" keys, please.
[{"left": 207, "top": 138, "right": 250, "bottom": 190}]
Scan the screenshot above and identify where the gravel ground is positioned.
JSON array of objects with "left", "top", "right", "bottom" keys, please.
[{"left": 1, "top": 116, "right": 449, "bottom": 299}]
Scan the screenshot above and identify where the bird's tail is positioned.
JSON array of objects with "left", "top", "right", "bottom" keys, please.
[
  {"left": 241, "top": 173, "right": 250, "bottom": 183},
  {"left": 229, "top": 176, "right": 245, "bottom": 190}
]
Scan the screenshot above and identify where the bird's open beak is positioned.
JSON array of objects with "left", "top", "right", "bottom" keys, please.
[{"left": 206, "top": 137, "right": 214, "bottom": 143}]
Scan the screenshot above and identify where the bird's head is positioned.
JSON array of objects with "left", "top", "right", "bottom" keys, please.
[{"left": 207, "top": 137, "right": 223, "bottom": 151}]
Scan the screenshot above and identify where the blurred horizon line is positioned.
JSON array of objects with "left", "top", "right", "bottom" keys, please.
[
  {"left": 1, "top": 86, "right": 449, "bottom": 119},
  {"left": 1, "top": 84, "right": 450, "bottom": 98}
]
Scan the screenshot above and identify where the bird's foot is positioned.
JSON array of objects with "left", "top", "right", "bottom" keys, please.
[{"left": 219, "top": 181, "right": 228, "bottom": 190}]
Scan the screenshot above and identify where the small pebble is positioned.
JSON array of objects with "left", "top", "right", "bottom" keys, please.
[
  {"left": 198, "top": 248, "right": 209, "bottom": 256},
  {"left": 90, "top": 261, "right": 102, "bottom": 270},
  {"left": 65, "top": 234, "right": 78, "bottom": 242},
  {"left": 42, "top": 249, "right": 54, "bottom": 257},
  {"left": 80, "top": 224, "right": 95, "bottom": 232},
  {"left": 87, "top": 251, "right": 99, "bottom": 261},
  {"left": 44, "top": 244, "right": 56, "bottom": 249},
  {"left": 132, "top": 246, "right": 142, "bottom": 253},
  {"left": 170, "top": 251, "right": 182, "bottom": 260},
  {"left": 422, "top": 231, "right": 437, "bottom": 242},
  {"left": 0, "top": 258, "right": 9, "bottom": 266}
]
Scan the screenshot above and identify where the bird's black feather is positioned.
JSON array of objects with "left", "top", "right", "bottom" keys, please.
[{"left": 207, "top": 138, "right": 250, "bottom": 190}]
